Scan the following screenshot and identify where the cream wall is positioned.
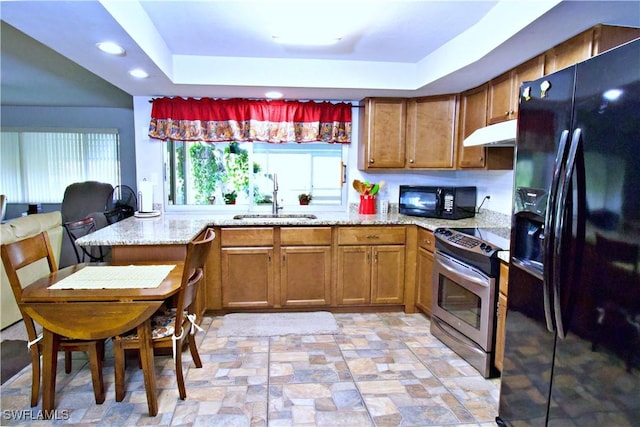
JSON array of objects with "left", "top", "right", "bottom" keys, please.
[{"left": 133, "top": 96, "right": 514, "bottom": 215}]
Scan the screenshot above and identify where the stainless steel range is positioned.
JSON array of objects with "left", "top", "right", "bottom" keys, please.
[{"left": 430, "top": 227, "right": 509, "bottom": 378}]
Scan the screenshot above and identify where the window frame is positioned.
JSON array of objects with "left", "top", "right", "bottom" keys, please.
[{"left": 163, "top": 141, "right": 349, "bottom": 213}]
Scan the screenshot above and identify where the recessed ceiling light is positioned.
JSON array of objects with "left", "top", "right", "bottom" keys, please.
[
  {"left": 129, "top": 68, "right": 149, "bottom": 79},
  {"left": 272, "top": 35, "right": 341, "bottom": 46},
  {"left": 96, "top": 41, "right": 126, "bottom": 56},
  {"left": 265, "top": 91, "right": 283, "bottom": 99}
]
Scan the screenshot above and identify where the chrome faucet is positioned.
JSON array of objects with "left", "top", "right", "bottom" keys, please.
[{"left": 272, "top": 173, "right": 283, "bottom": 215}]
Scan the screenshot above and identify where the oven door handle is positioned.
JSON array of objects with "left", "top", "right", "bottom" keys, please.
[{"left": 435, "top": 252, "right": 490, "bottom": 288}]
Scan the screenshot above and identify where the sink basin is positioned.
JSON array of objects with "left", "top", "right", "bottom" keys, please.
[{"left": 233, "top": 214, "right": 317, "bottom": 220}]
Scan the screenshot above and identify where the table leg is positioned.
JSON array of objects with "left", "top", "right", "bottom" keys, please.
[
  {"left": 41, "top": 330, "right": 59, "bottom": 418},
  {"left": 137, "top": 318, "right": 158, "bottom": 416}
]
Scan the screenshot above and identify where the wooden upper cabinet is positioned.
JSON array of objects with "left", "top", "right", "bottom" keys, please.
[
  {"left": 358, "top": 98, "right": 406, "bottom": 169},
  {"left": 545, "top": 30, "right": 593, "bottom": 75},
  {"left": 545, "top": 25, "right": 640, "bottom": 74},
  {"left": 487, "top": 55, "right": 544, "bottom": 125},
  {"left": 406, "top": 95, "right": 457, "bottom": 169},
  {"left": 487, "top": 71, "right": 514, "bottom": 125},
  {"left": 457, "top": 84, "right": 488, "bottom": 169}
]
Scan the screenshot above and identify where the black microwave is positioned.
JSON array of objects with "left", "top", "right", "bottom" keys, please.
[{"left": 398, "top": 186, "right": 477, "bottom": 219}]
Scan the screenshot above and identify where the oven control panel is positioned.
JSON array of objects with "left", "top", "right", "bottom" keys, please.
[{"left": 434, "top": 228, "right": 499, "bottom": 256}]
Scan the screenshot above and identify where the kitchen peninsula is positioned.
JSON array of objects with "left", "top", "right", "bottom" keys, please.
[{"left": 77, "top": 208, "right": 510, "bottom": 316}]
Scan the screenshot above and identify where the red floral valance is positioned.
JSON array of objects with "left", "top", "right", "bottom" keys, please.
[{"left": 148, "top": 98, "right": 352, "bottom": 143}]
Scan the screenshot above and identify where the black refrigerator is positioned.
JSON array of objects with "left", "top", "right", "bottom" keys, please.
[{"left": 497, "top": 38, "right": 640, "bottom": 426}]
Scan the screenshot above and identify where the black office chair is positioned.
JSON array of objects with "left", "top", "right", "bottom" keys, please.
[
  {"left": 64, "top": 217, "right": 105, "bottom": 263},
  {"left": 59, "top": 181, "right": 114, "bottom": 267}
]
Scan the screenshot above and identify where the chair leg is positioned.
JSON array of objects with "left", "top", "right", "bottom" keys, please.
[
  {"left": 30, "top": 346, "right": 41, "bottom": 407},
  {"left": 188, "top": 334, "right": 203, "bottom": 369},
  {"left": 114, "top": 338, "right": 126, "bottom": 402},
  {"left": 87, "top": 344, "right": 105, "bottom": 404},
  {"left": 64, "top": 351, "right": 72, "bottom": 373},
  {"left": 175, "top": 337, "right": 187, "bottom": 400}
]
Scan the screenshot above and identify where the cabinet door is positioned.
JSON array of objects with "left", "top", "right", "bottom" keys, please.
[
  {"left": 221, "top": 247, "right": 274, "bottom": 308},
  {"left": 359, "top": 98, "right": 406, "bottom": 169},
  {"left": 281, "top": 246, "right": 331, "bottom": 306},
  {"left": 416, "top": 246, "right": 434, "bottom": 315},
  {"left": 544, "top": 30, "right": 593, "bottom": 74},
  {"left": 495, "top": 292, "right": 508, "bottom": 373},
  {"left": 457, "top": 85, "right": 487, "bottom": 168},
  {"left": 371, "top": 245, "right": 405, "bottom": 304},
  {"left": 511, "top": 55, "right": 544, "bottom": 118},
  {"left": 495, "top": 262, "right": 509, "bottom": 372},
  {"left": 487, "top": 71, "right": 513, "bottom": 125},
  {"left": 406, "top": 95, "right": 457, "bottom": 169},
  {"left": 336, "top": 246, "right": 371, "bottom": 305}
]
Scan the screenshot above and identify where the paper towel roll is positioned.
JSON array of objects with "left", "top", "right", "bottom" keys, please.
[{"left": 138, "top": 180, "right": 154, "bottom": 212}]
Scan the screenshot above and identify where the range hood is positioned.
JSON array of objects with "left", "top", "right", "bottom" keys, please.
[{"left": 463, "top": 119, "right": 517, "bottom": 147}]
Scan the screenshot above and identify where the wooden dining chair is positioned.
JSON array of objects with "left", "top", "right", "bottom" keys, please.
[
  {"left": 0, "top": 231, "right": 105, "bottom": 407},
  {"left": 113, "top": 227, "right": 215, "bottom": 406}
]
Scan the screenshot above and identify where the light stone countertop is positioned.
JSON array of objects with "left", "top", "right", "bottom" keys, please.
[{"left": 77, "top": 206, "right": 511, "bottom": 258}]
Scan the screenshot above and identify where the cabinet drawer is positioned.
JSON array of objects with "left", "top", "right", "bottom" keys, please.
[
  {"left": 338, "top": 226, "right": 405, "bottom": 245},
  {"left": 221, "top": 227, "right": 274, "bottom": 247},
  {"left": 417, "top": 228, "right": 435, "bottom": 252},
  {"left": 280, "top": 227, "right": 332, "bottom": 246}
]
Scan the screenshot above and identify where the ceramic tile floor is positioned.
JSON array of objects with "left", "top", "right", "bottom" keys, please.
[{"left": 0, "top": 312, "right": 501, "bottom": 426}]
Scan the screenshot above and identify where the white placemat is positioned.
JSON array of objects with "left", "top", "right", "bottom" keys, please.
[{"left": 48, "top": 265, "right": 176, "bottom": 290}]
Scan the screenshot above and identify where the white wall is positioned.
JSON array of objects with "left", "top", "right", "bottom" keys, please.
[{"left": 133, "top": 96, "right": 514, "bottom": 215}]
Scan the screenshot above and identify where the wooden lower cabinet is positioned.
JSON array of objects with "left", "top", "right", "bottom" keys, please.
[
  {"left": 336, "top": 245, "right": 405, "bottom": 305},
  {"left": 215, "top": 225, "right": 409, "bottom": 311},
  {"left": 220, "top": 227, "right": 275, "bottom": 308},
  {"left": 336, "top": 246, "right": 371, "bottom": 305},
  {"left": 219, "top": 226, "right": 333, "bottom": 309},
  {"left": 281, "top": 246, "right": 331, "bottom": 306},
  {"left": 221, "top": 247, "right": 274, "bottom": 308},
  {"left": 371, "top": 245, "right": 405, "bottom": 304},
  {"left": 494, "top": 261, "right": 509, "bottom": 372},
  {"left": 336, "top": 226, "right": 406, "bottom": 306},
  {"left": 415, "top": 228, "right": 435, "bottom": 316}
]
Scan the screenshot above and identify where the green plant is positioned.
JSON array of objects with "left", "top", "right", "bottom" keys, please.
[
  {"left": 223, "top": 143, "right": 250, "bottom": 198},
  {"left": 223, "top": 191, "right": 237, "bottom": 204},
  {"left": 298, "top": 193, "right": 312, "bottom": 203},
  {"left": 189, "top": 143, "right": 223, "bottom": 204}
]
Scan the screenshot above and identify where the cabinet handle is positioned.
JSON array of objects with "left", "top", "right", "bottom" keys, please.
[
  {"left": 504, "top": 111, "right": 510, "bottom": 116},
  {"left": 374, "top": 250, "right": 378, "bottom": 263},
  {"left": 366, "top": 234, "right": 380, "bottom": 239},
  {"left": 409, "top": 159, "right": 414, "bottom": 164},
  {"left": 424, "top": 239, "right": 432, "bottom": 245},
  {"left": 282, "top": 254, "right": 286, "bottom": 263},
  {"left": 369, "top": 158, "right": 375, "bottom": 164},
  {"left": 367, "top": 251, "right": 371, "bottom": 263}
]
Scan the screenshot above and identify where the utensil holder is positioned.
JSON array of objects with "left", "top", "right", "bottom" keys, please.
[{"left": 359, "top": 195, "right": 376, "bottom": 214}]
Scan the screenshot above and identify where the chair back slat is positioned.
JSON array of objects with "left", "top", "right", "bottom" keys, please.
[{"left": 1, "top": 231, "right": 58, "bottom": 341}]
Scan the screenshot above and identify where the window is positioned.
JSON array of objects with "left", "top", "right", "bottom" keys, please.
[
  {"left": 165, "top": 141, "right": 345, "bottom": 209},
  {"left": 0, "top": 129, "right": 120, "bottom": 203}
]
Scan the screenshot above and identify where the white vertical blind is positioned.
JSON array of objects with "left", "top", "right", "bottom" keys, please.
[{"left": 0, "top": 129, "right": 120, "bottom": 203}]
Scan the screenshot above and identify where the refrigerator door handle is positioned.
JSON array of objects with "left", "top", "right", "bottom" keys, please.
[
  {"left": 543, "top": 129, "right": 570, "bottom": 333},
  {"left": 553, "top": 127, "right": 582, "bottom": 339}
]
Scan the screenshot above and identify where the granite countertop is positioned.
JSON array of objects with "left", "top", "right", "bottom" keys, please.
[{"left": 77, "top": 206, "right": 511, "bottom": 254}]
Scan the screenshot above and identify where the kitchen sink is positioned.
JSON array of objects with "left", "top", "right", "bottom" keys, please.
[{"left": 233, "top": 213, "right": 317, "bottom": 220}]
